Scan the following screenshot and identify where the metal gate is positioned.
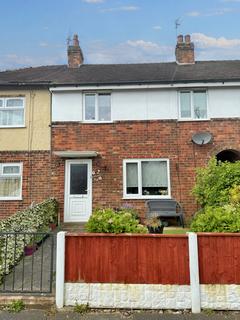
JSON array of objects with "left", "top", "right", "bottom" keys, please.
[{"left": 0, "top": 232, "right": 55, "bottom": 294}]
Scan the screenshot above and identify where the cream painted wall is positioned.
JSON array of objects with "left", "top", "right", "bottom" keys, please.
[{"left": 0, "top": 90, "right": 51, "bottom": 151}]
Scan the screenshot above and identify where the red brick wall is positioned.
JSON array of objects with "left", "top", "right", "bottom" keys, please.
[
  {"left": 51, "top": 119, "right": 240, "bottom": 223},
  {"left": 0, "top": 151, "right": 51, "bottom": 219}
]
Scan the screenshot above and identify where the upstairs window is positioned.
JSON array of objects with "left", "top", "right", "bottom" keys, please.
[
  {"left": 0, "top": 163, "right": 22, "bottom": 200},
  {"left": 123, "top": 159, "right": 170, "bottom": 199},
  {"left": 0, "top": 97, "right": 25, "bottom": 127},
  {"left": 179, "top": 90, "right": 208, "bottom": 120},
  {"left": 84, "top": 93, "right": 111, "bottom": 122}
]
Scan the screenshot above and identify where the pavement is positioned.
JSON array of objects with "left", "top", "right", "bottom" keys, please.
[{"left": 0, "top": 310, "right": 240, "bottom": 320}]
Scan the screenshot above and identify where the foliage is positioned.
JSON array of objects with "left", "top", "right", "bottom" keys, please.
[
  {"left": 190, "top": 204, "right": 240, "bottom": 233},
  {"left": 6, "top": 300, "right": 25, "bottom": 313},
  {"left": 85, "top": 208, "right": 148, "bottom": 234},
  {"left": 74, "top": 302, "right": 89, "bottom": 314},
  {"left": 0, "top": 198, "right": 58, "bottom": 281},
  {"left": 229, "top": 185, "right": 240, "bottom": 205},
  {"left": 192, "top": 158, "right": 240, "bottom": 207},
  {"left": 145, "top": 216, "right": 163, "bottom": 230}
]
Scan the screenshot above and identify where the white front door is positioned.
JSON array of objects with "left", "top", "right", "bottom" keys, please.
[{"left": 64, "top": 160, "right": 92, "bottom": 222}]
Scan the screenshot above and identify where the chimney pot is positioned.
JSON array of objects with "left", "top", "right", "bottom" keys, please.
[
  {"left": 177, "top": 35, "right": 184, "bottom": 43},
  {"left": 185, "top": 34, "right": 191, "bottom": 43},
  {"left": 67, "top": 34, "right": 84, "bottom": 68},
  {"left": 175, "top": 34, "right": 195, "bottom": 65},
  {"left": 73, "top": 34, "right": 79, "bottom": 47}
]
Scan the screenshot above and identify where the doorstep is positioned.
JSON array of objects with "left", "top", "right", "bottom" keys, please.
[{"left": 60, "top": 223, "right": 86, "bottom": 233}]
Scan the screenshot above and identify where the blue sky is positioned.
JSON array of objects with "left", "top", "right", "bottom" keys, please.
[{"left": 1, "top": 0, "right": 240, "bottom": 70}]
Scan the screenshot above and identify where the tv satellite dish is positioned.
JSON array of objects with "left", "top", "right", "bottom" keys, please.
[{"left": 192, "top": 132, "right": 213, "bottom": 145}]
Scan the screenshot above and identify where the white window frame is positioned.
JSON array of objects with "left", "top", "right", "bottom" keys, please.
[
  {"left": 0, "top": 163, "right": 23, "bottom": 200},
  {"left": 123, "top": 158, "right": 171, "bottom": 199},
  {"left": 0, "top": 97, "right": 25, "bottom": 128},
  {"left": 83, "top": 92, "right": 112, "bottom": 123},
  {"left": 178, "top": 90, "right": 209, "bottom": 121}
]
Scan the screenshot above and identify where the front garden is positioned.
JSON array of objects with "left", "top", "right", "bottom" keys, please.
[{"left": 0, "top": 198, "right": 58, "bottom": 283}]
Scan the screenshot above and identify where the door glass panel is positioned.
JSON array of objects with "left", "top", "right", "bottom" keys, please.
[{"left": 70, "top": 164, "right": 88, "bottom": 195}]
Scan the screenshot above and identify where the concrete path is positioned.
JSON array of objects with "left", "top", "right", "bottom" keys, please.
[{"left": 0, "top": 310, "right": 239, "bottom": 320}]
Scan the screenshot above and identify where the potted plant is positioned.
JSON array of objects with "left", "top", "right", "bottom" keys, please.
[
  {"left": 24, "top": 240, "right": 38, "bottom": 256},
  {"left": 145, "top": 216, "right": 164, "bottom": 234}
]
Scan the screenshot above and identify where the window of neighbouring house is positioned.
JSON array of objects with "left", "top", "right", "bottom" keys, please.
[
  {"left": 84, "top": 93, "right": 111, "bottom": 122},
  {"left": 179, "top": 90, "right": 208, "bottom": 120},
  {"left": 0, "top": 163, "right": 22, "bottom": 200},
  {"left": 0, "top": 97, "right": 25, "bottom": 127},
  {"left": 123, "top": 159, "right": 170, "bottom": 198}
]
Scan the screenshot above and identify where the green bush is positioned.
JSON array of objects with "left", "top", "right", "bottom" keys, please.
[
  {"left": 190, "top": 205, "right": 240, "bottom": 233},
  {"left": 85, "top": 208, "right": 148, "bottom": 234},
  {"left": 192, "top": 158, "right": 240, "bottom": 207},
  {"left": 229, "top": 185, "right": 240, "bottom": 205},
  {"left": 0, "top": 198, "right": 58, "bottom": 281}
]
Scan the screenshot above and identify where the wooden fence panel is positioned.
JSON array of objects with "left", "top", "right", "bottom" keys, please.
[
  {"left": 65, "top": 234, "right": 190, "bottom": 285},
  {"left": 198, "top": 234, "right": 240, "bottom": 284}
]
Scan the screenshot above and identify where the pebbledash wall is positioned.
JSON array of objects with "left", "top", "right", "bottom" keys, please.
[
  {"left": 51, "top": 118, "right": 240, "bottom": 221},
  {"left": 56, "top": 233, "right": 240, "bottom": 311}
]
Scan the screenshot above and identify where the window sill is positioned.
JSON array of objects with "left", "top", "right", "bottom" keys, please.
[
  {"left": 0, "top": 125, "right": 26, "bottom": 129},
  {"left": 0, "top": 197, "right": 22, "bottom": 201},
  {"left": 122, "top": 195, "right": 171, "bottom": 200},
  {"left": 82, "top": 121, "right": 113, "bottom": 124},
  {"left": 178, "top": 118, "right": 210, "bottom": 122}
]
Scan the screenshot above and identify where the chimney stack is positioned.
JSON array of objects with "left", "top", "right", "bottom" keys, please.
[
  {"left": 67, "top": 34, "right": 84, "bottom": 68},
  {"left": 175, "top": 34, "right": 195, "bottom": 65}
]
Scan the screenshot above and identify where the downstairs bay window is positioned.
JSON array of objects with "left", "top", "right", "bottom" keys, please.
[
  {"left": 0, "top": 163, "right": 22, "bottom": 200},
  {"left": 123, "top": 159, "right": 170, "bottom": 199}
]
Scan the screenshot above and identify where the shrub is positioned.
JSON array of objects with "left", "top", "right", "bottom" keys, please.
[
  {"left": 190, "top": 205, "right": 240, "bottom": 233},
  {"left": 85, "top": 208, "right": 148, "bottom": 234},
  {"left": 0, "top": 198, "right": 58, "bottom": 281},
  {"left": 192, "top": 158, "right": 240, "bottom": 207},
  {"left": 229, "top": 185, "right": 240, "bottom": 205}
]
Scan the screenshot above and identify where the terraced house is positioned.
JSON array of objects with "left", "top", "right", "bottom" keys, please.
[
  {"left": 0, "top": 76, "right": 51, "bottom": 219},
  {"left": 0, "top": 34, "right": 239, "bottom": 223}
]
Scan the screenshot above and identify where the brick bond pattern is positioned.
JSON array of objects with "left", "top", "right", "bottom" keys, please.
[
  {"left": 51, "top": 119, "right": 240, "bottom": 221},
  {"left": 0, "top": 151, "right": 51, "bottom": 219},
  {"left": 1, "top": 118, "right": 239, "bottom": 221}
]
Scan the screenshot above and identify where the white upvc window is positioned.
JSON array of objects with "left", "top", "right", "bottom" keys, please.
[
  {"left": 0, "top": 163, "right": 23, "bottom": 200},
  {"left": 84, "top": 93, "right": 111, "bottom": 122},
  {"left": 0, "top": 97, "right": 25, "bottom": 127},
  {"left": 123, "top": 159, "right": 171, "bottom": 199},
  {"left": 179, "top": 90, "right": 208, "bottom": 120}
]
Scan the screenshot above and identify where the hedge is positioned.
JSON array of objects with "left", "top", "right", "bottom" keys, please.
[{"left": 0, "top": 198, "right": 58, "bottom": 281}]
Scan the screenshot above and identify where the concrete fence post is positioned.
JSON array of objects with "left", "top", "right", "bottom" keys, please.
[
  {"left": 56, "top": 231, "right": 66, "bottom": 309},
  {"left": 188, "top": 232, "right": 201, "bottom": 313}
]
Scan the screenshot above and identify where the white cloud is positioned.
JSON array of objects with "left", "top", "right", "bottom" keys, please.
[
  {"left": 101, "top": 6, "right": 139, "bottom": 12},
  {"left": 85, "top": 40, "right": 173, "bottom": 64},
  {"left": 222, "top": 0, "right": 240, "bottom": 2},
  {"left": 126, "top": 40, "right": 159, "bottom": 50},
  {"left": 153, "top": 25, "right": 162, "bottom": 30},
  {"left": 192, "top": 33, "right": 240, "bottom": 48},
  {"left": 190, "top": 33, "right": 240, "bottom": 61},
  {"left": 186, "top": 7, "right": 234, "bottom": 17},
  {"left": 186, "top": 11, "right": 201, "bottom": 17},
  {"left": 0, "top": 53, "right": 65, "bottom": 71},
  {"left": 205, "top": 7, "right": 233, "bottom": 16},
  {"left": 82, "top": 0, "right": 104, "bottom": 3},
  {"left": 39, "top": 42, "right": 49, "bottom": 47}
]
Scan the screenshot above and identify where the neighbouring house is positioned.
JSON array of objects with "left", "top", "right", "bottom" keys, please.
[
  {"left": 0, "top": 34, "right": 239, "bottom": 223},
  {"left": 0, "top": 79, "right": 51, "bottom": 219}
]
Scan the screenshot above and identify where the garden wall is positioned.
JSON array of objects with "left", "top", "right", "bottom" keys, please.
[{"left": 56, "top": 233, "right": 240, "bottom": 312}]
